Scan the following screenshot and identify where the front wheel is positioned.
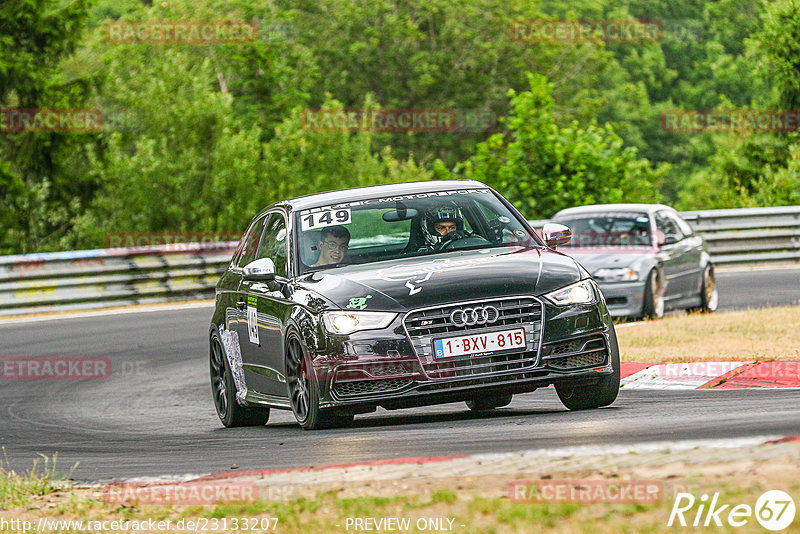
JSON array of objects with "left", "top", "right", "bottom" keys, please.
[
  {"left": 286, "top": 334, "right": 354, "bottom": 430},
  {"left": 642, "top": 269, "right": 664, "bottom": 319},
  {"left": 210, "top": 332, "right": 270, "bottom": 427},
  {"left": 555, "top": 324, "right": 620, "bottom": 411}
]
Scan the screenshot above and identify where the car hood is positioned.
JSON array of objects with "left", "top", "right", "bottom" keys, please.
[
  {"left": 560, "top": 247, "right": 656, "bottom": 272},
  {"left": 296, "top": 247, "right": 583, "bottom": 311}
]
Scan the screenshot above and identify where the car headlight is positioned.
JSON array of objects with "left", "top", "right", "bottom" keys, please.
[
  {"left": 545, "top": 280, "right": 597, "bottom": 305},
  {"left": 322, "top": 311, "right": 397, "bottom": 335},
  {"left": 593, "top": 267, "right": 639, "bottom": 282}
]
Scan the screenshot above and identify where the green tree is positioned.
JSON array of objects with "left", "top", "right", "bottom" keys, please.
[
  {"left": 677, "top": 0, "right": 800, "bottom": 209},
  {"left": 0, "top": 0, "right": 93, "bottom": 254},
  {"left": 285, "top": 0, "right": 628, "bottom": 168},
  {"left": 451, "top": 73, "right": 664, "bottom": 218}
]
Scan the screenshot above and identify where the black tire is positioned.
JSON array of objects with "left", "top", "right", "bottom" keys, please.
[
  {"left": 285, "top": 333, "right": 354, "bottom": 430},
  {"left": 210, "top": 332, "right": 270, "bottom": 427},
  {"left": 642, "top": 269, "right": 664, "bottom": 319},
  {"left": 555, "top": 324, "right": 620, "bottom": 411},
  {"left": 466, "top": 394, "right": 513, "bottom": 411},
  {"left": 689, "top": 264, "right": 718, "bottom": 313}
]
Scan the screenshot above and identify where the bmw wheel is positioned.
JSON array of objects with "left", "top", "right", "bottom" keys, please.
[
  {"left": 286, "top": 333, "right": 354, "bottom": 430},
  {"left": 642, "top": 269, "right": 664, "bottom": 319},
  {"left": 210, "top": 332, "right": 270, "bottom": 427},
  {"left": 690, "top": 264, "right": 718, "bottom": 313}
]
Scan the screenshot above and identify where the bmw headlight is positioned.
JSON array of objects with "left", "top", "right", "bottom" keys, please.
[
  {"left": 322, "top": 311, "right": 397, "bottom": 335},
  {"left": 545, "top": 280, "right": 597, "bottom": 306},
  {"left": 593, "top": 267, "right": 639, "bottom": 282}
]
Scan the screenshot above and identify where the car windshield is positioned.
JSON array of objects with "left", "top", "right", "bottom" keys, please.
[
  {"left": 295, "top": 189, "right": 538, "bottom": 273},
  {"left": 554, "top": 212, "right": 653, "bottom": 248}
]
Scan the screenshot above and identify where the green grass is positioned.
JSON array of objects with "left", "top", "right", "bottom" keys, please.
[
  {"left": 7, "top": 478, "right": 800, "bottom": 533},
  {"left": 0, "top": 449, "right": 74, "bottom": 507}
]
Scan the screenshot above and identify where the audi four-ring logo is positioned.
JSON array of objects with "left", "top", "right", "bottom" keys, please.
[{"left": 450, "top": 305, "right": 500, "bottom": 326}]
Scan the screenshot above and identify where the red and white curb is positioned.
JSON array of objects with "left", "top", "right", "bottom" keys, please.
[{"left": 620, "top": 361, "right": 800, "bottom": 389}]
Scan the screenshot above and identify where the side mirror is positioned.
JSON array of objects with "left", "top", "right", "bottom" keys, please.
[
  {"left": 659, "top": 235, "right": 679, "bottom": 247},
  {"left": 542, "top": 223, "right": 572, "bottom": 249},
  {"left": 242, "top": 258, "right": 276, "bottom": 281}
]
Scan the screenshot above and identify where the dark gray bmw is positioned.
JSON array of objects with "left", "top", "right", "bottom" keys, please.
[{"left": 209, "top": 180, "right": 619, "bottom": 430}]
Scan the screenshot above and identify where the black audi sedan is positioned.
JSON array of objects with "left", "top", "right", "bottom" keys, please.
[{"left": 209, "top": 180, "right": 619, "bottom": 429}]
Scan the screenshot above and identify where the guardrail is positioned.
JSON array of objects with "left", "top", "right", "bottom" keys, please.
[
  {"left": 681, "top": 206, "right": 800, "bottom": 264},
  {"left": 0, "top": 243, "right": 236, "bottom": 316},
  {"left": 0, "top": 206, "right": 797, "bottom": 316},
  {"left": 530, "top": 206, "right": 800, "bottom": 265}
]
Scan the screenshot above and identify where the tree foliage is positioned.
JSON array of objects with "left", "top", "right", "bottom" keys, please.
[
  {"left": 1, "top": 0, "right": 799, "bottom": 253},
  {"left": 453, "top": 74, "right": 663, "bottom": 218}
]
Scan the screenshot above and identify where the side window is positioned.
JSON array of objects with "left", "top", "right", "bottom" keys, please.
[
  {"left": 236, "top": 215, "right": 268, "bottom": 268},
  {"left": 671, "top": 213, "right": 694, "bottom": 236},
  {"left": 656, "top": 212, "right": 683, "bottom": 242},
  {"left": 256, "top": 213, "right": 288, "bottom": 277}
]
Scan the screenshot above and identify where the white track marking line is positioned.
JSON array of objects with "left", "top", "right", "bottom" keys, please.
[{"left": 615, "top": 321, "right": 646, "bottom": 328}]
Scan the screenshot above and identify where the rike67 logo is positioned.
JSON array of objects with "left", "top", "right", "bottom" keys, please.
[{"left": 668, "top": 490, "right": 796, "bottom": 531}]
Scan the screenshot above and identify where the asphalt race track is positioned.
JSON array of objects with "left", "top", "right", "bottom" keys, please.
[{"left": 1, "top": 266, "right": 799, "bottom": 482}]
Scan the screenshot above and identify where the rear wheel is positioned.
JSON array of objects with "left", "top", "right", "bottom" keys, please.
[
  {"left": 466, "top": 394, "right": 513, "bottom": 411},
  {"left": 286, "top": 334, "right": 354, "bottom": 430},
  {"left": 690, "top": 264, "right": 718, "bottom": 313},
  {"left": 210, "top": 333, "right": 270, "bottom": 427},
  {"left": 555, "top": 324, "right": 620, "bottom": 411},
  {"left": 642, "top": 269, "right": 664, "bottom": 319}
]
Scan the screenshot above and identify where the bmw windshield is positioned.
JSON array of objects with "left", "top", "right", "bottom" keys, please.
[
  {"left": 554, "top": 212, "right": 654, "bottom": 249},
  {"left": 295, "top": 188, "right": 539, "bottom": 273}
]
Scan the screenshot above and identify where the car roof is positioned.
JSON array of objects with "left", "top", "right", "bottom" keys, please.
[
  {"left": 272, "top": 179, "right": 490, "bottom": 212},
  {"left": 552, "top": 203, "right": 676, "bottom": 218}
]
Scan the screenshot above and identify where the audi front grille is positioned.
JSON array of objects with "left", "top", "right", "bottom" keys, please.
[{"left": 403, "top": 296, "right": 543, "bottom": 380}]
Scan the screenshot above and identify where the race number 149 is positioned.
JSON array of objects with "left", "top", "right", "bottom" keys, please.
[{"left": 300, "top": 209, "right": 351, "bottom": 231}]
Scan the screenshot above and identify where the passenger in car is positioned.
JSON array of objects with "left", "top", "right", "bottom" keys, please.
[{"left": 313, "top": 225, "right": 350, "bottom": 267}]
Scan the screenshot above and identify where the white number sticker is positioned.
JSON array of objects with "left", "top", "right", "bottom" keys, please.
[
  {"left": 300, "top": 208, "right": 351, "bottom": 231},
  {"left": 247, "top": 305, "right": 259, "bottom": 344}
]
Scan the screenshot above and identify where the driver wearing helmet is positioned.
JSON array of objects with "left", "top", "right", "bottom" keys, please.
[{"left": 419, "top": 205, "right": 469, "bottom": 249}]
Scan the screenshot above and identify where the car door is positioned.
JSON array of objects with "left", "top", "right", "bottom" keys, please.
[
  {"left": 225, "top": 213, "right": 268, "bottom": 399},
  {"left": 237, "top": 212, "right": 291, "bottom": 398},
  {"left": 654, "top": 211, "right": 685, "bottom": 300},
  {"left": 669, "top": 211, "right": 705, "bottom": 297}
]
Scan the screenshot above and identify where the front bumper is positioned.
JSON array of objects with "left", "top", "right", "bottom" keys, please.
[
  {"left": 312, "top": 296, "right": 615, "bottom": 409},
  {"left": 596, "top": 280, "right": 647, "bottom": 318}
]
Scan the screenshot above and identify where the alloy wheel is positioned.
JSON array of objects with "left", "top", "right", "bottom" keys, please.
[
  {"left": 705, "top": 267, "right": 719, "bottom": 311},
  {"left": 651, "top": 272, "right": 664, "bottom": 318},
  {"left": 287, "top": 337, "right": 310, "bottom": 422},
  {"left": 210, "top": 339, "right": 229, "bottom": 420}
]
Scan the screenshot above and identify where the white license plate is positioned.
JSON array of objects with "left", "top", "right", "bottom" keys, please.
[{"left": 432, "top": 328, "right": 527, "bottom": 359}]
